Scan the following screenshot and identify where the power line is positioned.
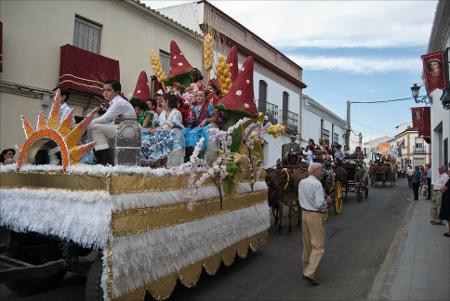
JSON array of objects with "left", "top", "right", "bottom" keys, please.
[
  {"left": 350, "top": 95, "right": 427, "bottom": 104},
  {"left": 351, "top": 119, "right": 393, "bottom": 136}
]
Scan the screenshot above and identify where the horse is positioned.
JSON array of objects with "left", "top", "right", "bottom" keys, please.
[{"left": 265, "top": 165, "right": 309, "bottom": 234}]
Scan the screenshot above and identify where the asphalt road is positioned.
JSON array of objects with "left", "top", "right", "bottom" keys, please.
[{"left": 0, "top": 179, "right": 413, "bottom": 301}]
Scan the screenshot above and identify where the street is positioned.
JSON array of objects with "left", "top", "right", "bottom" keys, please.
[{"left": 0, "top": 179, "right": 413, "bottom": 301}]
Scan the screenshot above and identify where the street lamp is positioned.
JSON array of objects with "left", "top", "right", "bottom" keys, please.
[
  {"left": 440, "top": 88, "right": 450, "bottom": 110},
  {"left": 410, "top": 83, "right": 431, "bottom": 104}
]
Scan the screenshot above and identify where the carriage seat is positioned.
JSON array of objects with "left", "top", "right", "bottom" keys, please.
[{"left": 106, "top": 119, "right": 141, "bottom": 166}]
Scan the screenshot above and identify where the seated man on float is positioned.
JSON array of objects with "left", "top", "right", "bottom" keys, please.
[
  {"left": 282, "top": 135, "right": 301, "bottom": 165},
  {"left": 353, "top": 146, "right": 364, "bottom": 160},
  {"left": 184, "top": 88, "right": 218, "bottom": 160},
  {"left": 334, "top": 144, "right": 344, "bottom": 163},
  {"left": 87, "top": 80, "right": 136, "bottom": 165}
]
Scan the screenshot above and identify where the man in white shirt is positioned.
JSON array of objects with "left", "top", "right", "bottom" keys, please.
[
  {"left": 299, "top": 162, "right": 332, "bottom": 286},
  {"left": 431, "top": 166, "right": 449, "bottom": 225},
  {"left": 52, "top": 87, "right": 75, "bottom": 126},
  {"left": 87, "top": 80, "right": 136, "bottom": 165},
  {"left": 406, "top": 165, "right": 414, "bottom": 188}
]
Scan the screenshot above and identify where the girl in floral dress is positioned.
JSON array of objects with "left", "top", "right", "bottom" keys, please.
[
  {"left": 184, "top": 89, "right": 218, "bottom": 159},
  {"left": 140, "top": 94, "right": 184, "bottom": 165}
]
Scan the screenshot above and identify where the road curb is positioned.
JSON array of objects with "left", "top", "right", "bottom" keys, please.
[{"left": 365, "top": 198, "right": 416, "bottom": 301}]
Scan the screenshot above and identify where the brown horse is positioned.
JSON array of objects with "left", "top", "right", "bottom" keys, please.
[{"left": 265, "top": 166, "right": 309, "bottom": 233}]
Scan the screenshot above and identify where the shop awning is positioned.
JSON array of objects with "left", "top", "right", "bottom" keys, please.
[
  {"left": 411, "top": 107, "right": 431, "bottom": 143},
  {"left": 0, "top": 22, "right": 3, "bottom": 73},
  {"left": 59, "top": 44, "right": 120, "bottom": 96}
]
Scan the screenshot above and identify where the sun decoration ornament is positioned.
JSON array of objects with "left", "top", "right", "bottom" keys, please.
[{"left": 17, "top": 90, "right": 98, "bottom": 171}]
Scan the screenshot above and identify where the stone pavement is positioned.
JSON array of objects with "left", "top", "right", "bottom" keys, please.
[{"left": 368, "top": 194, "right": 450, "bottom": 301}]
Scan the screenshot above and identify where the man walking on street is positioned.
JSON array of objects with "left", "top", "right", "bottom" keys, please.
[
  {"left": 299, "top": 162, "right": 332, "bottom": 286},
  {"left": 412, "top": 166, "right": 421, "bottom": 201},
  {"left": 431, "top": 166, "right": 449, "bottom": 225},
  {"left": 406, "top": 165, "right": 413, "bottom": 188}
]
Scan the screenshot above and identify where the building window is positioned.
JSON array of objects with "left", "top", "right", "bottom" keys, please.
[
  {"left": 258, "top": 80, "right": 267, "bottom": 113},
  {"left": 282, "top": 91, "right": 289, "bottom": 124},
  {"left": 73, "top": 15, "right": 102, "bottom": 53},
  {"left": 159, "top": 50, "right": 170, "bottom": 75},
  {"left": 333, "top": 133, "right": 339, "bottom": 144}
]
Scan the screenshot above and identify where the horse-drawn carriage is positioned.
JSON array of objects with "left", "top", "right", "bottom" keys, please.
[
  {"left": 370, "top": 162, "right": 396, "bottom": 187},
  {"left": 265, "top": 161, "right": 344, "bottom": 233},
  {"left": 335, "top": 158, "right": 369, "bottom": 202}
]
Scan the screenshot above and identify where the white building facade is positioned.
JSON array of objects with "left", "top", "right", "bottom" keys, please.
[
  {"left": 302, "top": 95, "right": 347, "bottom": 148},
  {"left": 426, "top": 0, "right": 450, "bottom": 182},
  {"left": 363, "top": 136, "right": 393, "bottom": 162},
  {"left": 394, "top": 126, "right": 431, "bottom": 169}
]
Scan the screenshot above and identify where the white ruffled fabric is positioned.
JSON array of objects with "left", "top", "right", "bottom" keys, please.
[
  {"left": 0, "top": 188, "right": 111, "bottom": 249},
  {"left": 109, "top": 203, "right": 271, "bottom": 299},
  {"left": 111, "top": 181, "right": 268, "bottom": 211}
]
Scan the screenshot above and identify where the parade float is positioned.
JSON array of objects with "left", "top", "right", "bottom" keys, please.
[{"left": 0, "top": 38, "right": 285, "bottom": 300}]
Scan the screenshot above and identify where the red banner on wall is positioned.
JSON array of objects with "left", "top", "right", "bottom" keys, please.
[
  {"left": 421, "top": 51, "right": 447, "bottom": 94},
  {"left": 411, "top": 107, "right": 430, "bottom": 141},
  {"left": 59, "top": 44, "right": 120, "bottom": 96}
]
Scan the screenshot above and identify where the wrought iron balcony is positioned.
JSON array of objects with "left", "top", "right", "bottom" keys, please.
[
  {"left": 413, "top": 148, "right": 426, "bottom": 155},
  {"left": 266, "top": 102, "right": 279, "bottom": 124},
  {"left": 286, "top": 110, "right": 299, "bottom": 134}
]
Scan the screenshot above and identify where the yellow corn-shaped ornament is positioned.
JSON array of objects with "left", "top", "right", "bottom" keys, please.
[
  {"left": 150, "top": 50, "right": 166, "bottom": 83},
  {"left": 203, "top": 33, "right": 214, "bottom": 71},
  {"left": 215, "top": 55, "right": 232, "bottom": 94}
]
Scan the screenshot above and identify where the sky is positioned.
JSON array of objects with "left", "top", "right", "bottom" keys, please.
[{"left": 146, "top": 0, "right": 437, "bottom": 141}]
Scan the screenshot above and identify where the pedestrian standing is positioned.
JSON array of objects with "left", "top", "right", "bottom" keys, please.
[
  {"left": 426, "top": 164, "right": 432, "bottom": 200},
  {"left": 299, "top": 162, "right": 332, "bottom": 286},
  {"left": 406, "top": 165, "right": 413, "bottom": 188},
  {"left": 438, "top": 168, "right": 450, "bottom": 237},
  {"left": 411, "top": 166, "right": 421, "bottom": 201},
  {"left": 431, "top": 166, "right": 449, "bottom": 225}
]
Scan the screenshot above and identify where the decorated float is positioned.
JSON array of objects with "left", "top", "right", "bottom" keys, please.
[{"left": 0, "top": 37, "right": 286, "bottom": 300}]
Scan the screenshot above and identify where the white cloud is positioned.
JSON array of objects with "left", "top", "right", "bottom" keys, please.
[
  {"left": 148, "top": 1, "right": 437, "bottom": 49},
  {"left": 289, "top": 55, "right": 422, "bottom": 74}
]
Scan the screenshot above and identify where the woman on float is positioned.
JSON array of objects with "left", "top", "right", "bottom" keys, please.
[
  {"left": 184, "top": 88, "right": 218, "bottom": 159},
  {"left": 140, "top": 93, "right": 184, "bottom": 166},
  {"left": 130, "top": 98, "right": 159, "bottom": 130}
]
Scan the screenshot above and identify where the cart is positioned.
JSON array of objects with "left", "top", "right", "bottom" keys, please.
[{"left": 336, "top": 159, "right": 369, "bottom": 202}]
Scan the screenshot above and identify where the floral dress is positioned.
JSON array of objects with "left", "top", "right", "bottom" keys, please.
[
  {"left": 140, "top": 109, "right": 184, "bottom": 163},
  {"left": 184, "top": 103, "right": 215, "bottom": 151}
]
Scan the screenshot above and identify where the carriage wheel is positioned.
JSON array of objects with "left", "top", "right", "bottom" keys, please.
[
  {"left": 356, "top": 185, "right": 363, "bottom": 202},
  {"left": 334, "top": 181, "right": 343, "bottom": 215}
]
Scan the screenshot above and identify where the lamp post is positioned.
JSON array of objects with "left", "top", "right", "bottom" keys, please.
[
  {"left": 410, "top": 83, "right": 431, "bottom": 104},
  {"left": 440, "top": 88, "right": 450, "bottom": 110}
]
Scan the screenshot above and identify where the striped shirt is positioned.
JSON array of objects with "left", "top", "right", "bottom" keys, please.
[{"left": 299, "top": 175, "right": 327, "bottom": 212}]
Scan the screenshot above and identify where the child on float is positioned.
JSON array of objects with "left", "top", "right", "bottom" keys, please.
[
  {"left": 183, "top": 86, "right": 218, "bottom": 160},
  {"left": 130, "top": 98, "right": 159, "bottom": 130},
  {"left": 140, "top": 93, "right": 184, "bottom": 166}
]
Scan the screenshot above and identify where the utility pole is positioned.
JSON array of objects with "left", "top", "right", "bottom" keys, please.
[{"left": 346, "top": 100, "right": 351, "bottom": 147}]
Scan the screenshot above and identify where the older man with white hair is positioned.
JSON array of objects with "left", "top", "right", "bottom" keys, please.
[
  {"left": 431, "top": 165, "right": 449, "bottom": 225},
  {"left": 299, "top": 162, "right": 332, "bottom": 286}
]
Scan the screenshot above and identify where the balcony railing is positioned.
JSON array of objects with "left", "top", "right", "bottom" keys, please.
[
  {"left": 286, "top": 110, "right": 299, "bottom": 134},
  {"left": 266, "top": 102, "right": 279, "bottom": 124},
  {"left": 413, "top": 148, "right": 426, "bottom": 155}
]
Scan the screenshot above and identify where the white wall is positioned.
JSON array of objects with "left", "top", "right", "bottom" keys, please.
[
  {"left": 430, "top": 88, "right": 450, "bottom": 183},
  {"left": 302, "top": 107, "right": 346, "bottom": 147}
]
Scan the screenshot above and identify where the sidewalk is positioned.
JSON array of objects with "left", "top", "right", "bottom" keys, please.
[{"left": 368, "top": 195, "right": 450, "bottom": 301}]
